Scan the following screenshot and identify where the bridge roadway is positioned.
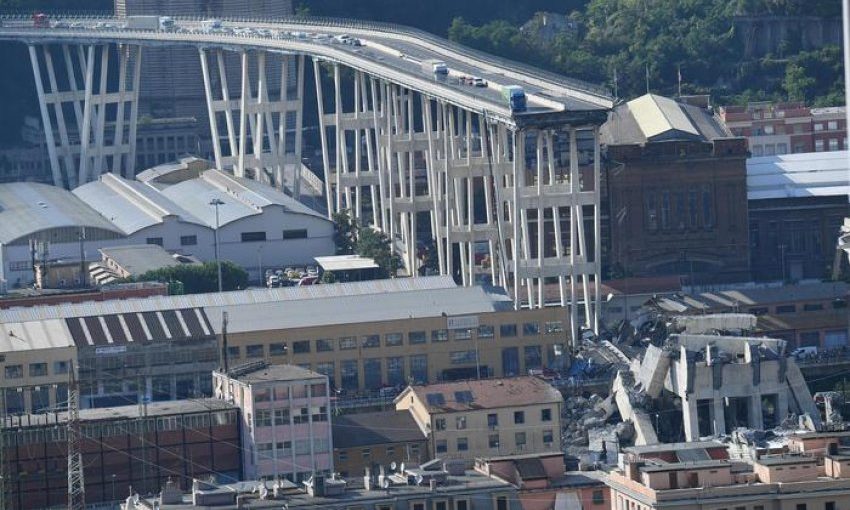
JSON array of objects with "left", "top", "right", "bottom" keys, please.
[{"left": 0, "top": 14, "right": 612, "bottom": 127}]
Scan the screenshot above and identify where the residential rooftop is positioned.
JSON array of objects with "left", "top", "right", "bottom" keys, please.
[
  {"left": 219, "top": 362, "right": 324, "bottom": 385},
  {"left": 332, "top": 410, "right": 426, "bottom": 449},
  {"left": 402, "top": 376, "right": 562, "bottom": 413}
]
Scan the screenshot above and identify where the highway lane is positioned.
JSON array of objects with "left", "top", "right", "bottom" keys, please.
[{"left": 0, "top": 15, "right": 613, "bottom": 128}]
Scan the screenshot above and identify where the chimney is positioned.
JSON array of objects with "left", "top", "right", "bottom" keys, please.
[
  {"left": 429, "top": 479, "right": 437, "bottom": 492},
  {"left": 378, "top": 465, "right": 386, "bottom": 489}
]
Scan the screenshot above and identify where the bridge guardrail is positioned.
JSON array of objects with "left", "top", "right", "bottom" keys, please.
[{"left": 0, "top": 10, "right": 612, "bottom": 103}]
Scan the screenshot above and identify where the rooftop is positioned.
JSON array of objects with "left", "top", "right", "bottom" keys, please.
[
  {"left": 403, "top": 376, "right": 562, "bottom": 413},
  {"left": 747, "top": 151, "right": 850, "bottom": 201},
  {"left": 639, "top": 459, "right": 730, "bottom": 473},
  {"left": 220, "top": 362, "right": 324, "bottom": 385},
  {"left": 0, "top": 318, "right": 75, "bottom": 352},
  {"left": 0, "top": 275, "right": 460, "bottom": 323},
  {"left": 160, "top": 170, "right": 326, "bottom": 227},
  {"left": 602, "top": 93, "right": 732, "bottom": 146},
  {"left": 315, "top": 255, "right": 379, "bottom": 272},
  {"left": 0, "top": 182, "right": 121, "bottom": 244},
  {"left": 99, "top": 244, "right": 183, "bottom": 276},
  {"left": 72, "top": 173, "right": 205, "bottom": 234},
  {"left": 756, "top": 454, "right": 818, "bottom": 466},
  {"left": 332, "top": 410, "right": 426, "bottom": 449},
  {"left": 5, "top": 398, "right": 236, "bottom": 428}
]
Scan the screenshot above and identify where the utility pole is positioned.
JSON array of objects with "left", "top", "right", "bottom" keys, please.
[
  {"left": 67, "top": 362, "right": 85, "bottom": 510},
  {"left": 210, "top": 198, "right": 225, "bottom": 293},
  {"left": 221, "top": 311, "right": 230, "bottom": 373}
]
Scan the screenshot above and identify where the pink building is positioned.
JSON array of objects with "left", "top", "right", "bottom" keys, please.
[{"left": 213, "top": 361, "right": 333, "bottom": 482}]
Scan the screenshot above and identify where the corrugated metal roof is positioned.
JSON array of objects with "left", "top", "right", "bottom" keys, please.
[
  {"left": 73, "top": 173, "right": 205, "bottom": 234},
  {"left": 628, "top": 94, "right": 699, "bottom": 140},
  {"left": 160, "top": 170, "right": 326, "bottom": 227},
  {"left": 0, "top": 319, "right": 75, "bottom": 352},
  {"left": 747, "top": 151, "right": 850, "bottom": 201},
  {"left": 206, "top": 284, "right": 506, "bottom": 333},
  {"left": 0, "top": 275, "right": 460, "bottom": 323},
  {"left": 99, "top": 244, "right": 182, "bottom": 275},
  {"left": 0, "top": 182, "right": 121, "bottom": 244}
]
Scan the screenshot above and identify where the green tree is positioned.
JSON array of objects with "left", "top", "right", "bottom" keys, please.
[
  {"left": 131, "top": 261, "right": 249, "bottom": 294},
  {"left": 356, "top": 228, "right": 402, "bottom": 278},
  {"left": 332, "top": 210, "right": 358, "bottom": 255},
  {"left": 320, "top": 270, "right": 337, "bottom": 284}
]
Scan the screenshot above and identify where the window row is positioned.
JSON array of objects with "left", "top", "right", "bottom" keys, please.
[{"left": 4, "top": 361, "right": 69, "bottom": 380}]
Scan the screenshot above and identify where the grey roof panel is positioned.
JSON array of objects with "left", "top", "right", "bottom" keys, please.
[{"left": 0, "top": 182, "right": 121, "bottom": 244}]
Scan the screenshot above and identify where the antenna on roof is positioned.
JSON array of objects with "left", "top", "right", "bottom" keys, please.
[{"left": 221, "top": 311, "right": 229, "bottom": 373}]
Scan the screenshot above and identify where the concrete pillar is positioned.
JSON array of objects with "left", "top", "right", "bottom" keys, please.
[
  {"left": 682, "top": 396, "right": 701, "bottom": 441},
  {"left": 749, "top": 393, "right": 764, "bottom": 430},
  {"left": 777, "top": 390, "right": 790, "bottom": 424},
  {"left": 712, "top": 397, "right": 727, "bottom": 436}
]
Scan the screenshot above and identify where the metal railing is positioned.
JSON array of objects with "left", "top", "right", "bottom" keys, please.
[{"left": 0, "top": 10, "right": 612, "bottom": 102}]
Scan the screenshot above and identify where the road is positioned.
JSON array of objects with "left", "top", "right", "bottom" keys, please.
[{"left": 0, "top": 14, "right": 613, "bottom": 128}]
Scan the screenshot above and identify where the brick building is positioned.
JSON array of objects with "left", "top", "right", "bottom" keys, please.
[
  {"left": 3, "top": 399, "right": 241, "bottom": 510},
  {"left": 719, "top": 102, "right": 847, "bottom": 156},
  {"left": 602, "top": 94, "right": 750, "bottom": 283},
  {"left": 332, "top": 410, "right": 428, "bottom": 478}
]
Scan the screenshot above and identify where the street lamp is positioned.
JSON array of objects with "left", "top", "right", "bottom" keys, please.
[{"left": 209, "top": 198, "right": 225, "bottom": 293}]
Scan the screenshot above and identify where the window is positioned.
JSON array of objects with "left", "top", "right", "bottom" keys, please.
[
  {"left": 830, "top": 138, "right": 839, "bottom": 151},
  {"left": 146, "top": 237, "right": 163, "bottom": 246},
  {"left": 488, "top": 413, "right": 499, "bottom": 429},
  {"left": 412, "top": 503, "right": 427, "bottom": 510},
  {"left": 293, "top": 340, "right": 310, "bottom": 354},
  {"left": 316, "top": 338, "right": 333, "bottom": 352},
  {"left": 29, "top": 363, "right": 47, "bottom": 377},
  {"left": 241, "top": 231, "right": 266, "bottom": 242},
  {"left": 5, "top": 365, "right": 22, "bottom": 379},
  {"left": 500, "top": 324, "right": 517, "bottom": 337},
  {"left": 180, "top": 235, "right": 197, "bottom": 246},
  {"left": 764, "top": 124, "right": 775, "bottom": 135},
  {"left": 645, "top": 191, "right": 658, "bottom": 231},
  {"left": 385, "top": 333, "right": 403, "bottom": 346},
  {"left": 255, "top": 409, "right": 273, "bottom": 427},
  {"left": 543, "top": 429, "right": 554, "bottom": 444},
  {"left": 816, "top": 139, "right": 825, "bottom": 152},
  {"left": 545, "top": 321, "right": 563, "bottom": 334},
  {"left": 524, "top": 345, "right": 542, "bottom": 370},
  {"left": 456, "top": 416, "right": 467, "bottom": 430},
  {"left": 514, "top": 411, "right": 525, "bottom": 424},
  {"left": 409, "top": 331, "right": 427, "bottom": 344},
  {"left": 435, "top": 418, "right": 446, "bottom": 431},
  {"left": 688, "top": 189, "right": 698, "bottom": 227},
  {"left": 53, "top": 361, "right": 69, "bottom": 375},
  {"left": 489, "top": 434, "right": 500, "bottom": 448},
  {"left": 282, "top": 229, "right": 308, "bottom": 239},
  {"left": 828, "top": 120, "right": 838, "bottom": 131},
  {"left": 254, "top": 388, "right": 271, "bottom": 402},
  {"left": 435, "top": 502, "right": 449, "bottom": 510},
  {"left": 311, "top": 383, "right": 327, "bottom": 397},
  {"left": 450, "top": 350, "right": 477, "bottom": 365},
  {"left": 432, "top": 329, "right": 448, "bottom": 342},
  {"left": 477, "top": 325, "right": 494, "bottom": 338},
  {"left": 825, "top": 502, "right": 835, "bottom": 510},
  {"left": 269, "top": 342, "right": 287, "bottom": 356},
  {"left": 387, "top": 357, "right": 405, "bottom": 386},
  {"left": 410, "top": 355, "right": 428, "bottom": 384},
  {"left": 341, "top": 360, "right": 359, "bottom": 390},
  {"left": 803, "top": 303, "right": 824, "bottom": 312},
  {"left": 776, "top": 305, "right": 796, "bottom": 314},
  {"left": 457, "top": 437, "right": 468, "bottom": 451},
  {"left": 274, "top": 409, "right": 290, "bottom": 425},
  {"left": 796, "top": 505, "right": 807, "bottom": 510},
  {"left": 361, "top": 335, "right": 380, "bottom": 348},
  {"left": 338, "top": 451, "right": 348, "bottom": 462},
  {"left": 293, "top": 407, "right": 309, "bottom": 424},
  {"left": 339, "top": 337, "right": 356, "bottom": 350},
  {"left": 515, "top": 432, "right": 527, "bottom": 447},
  {"left": 436, "top": 440, "right": 447, "bottom": 453},
  {"left": 592, "top": 490, "right": 605, "bottom": 505},
  {"left": 226, "top": 346, "right": 240, "bottom": 359},
  {"left": 661, "top": 191, "right": 671, "bottom": 229},
  {"left": 453, "top": 328, "right": 472, "bottom": 340},
  {"left": 523, "top": 322, "right": 540, "bottom": 335},
  {"left": 312, "top": 406, "right": 328, "bottom": 422},
  {"left": 815, "top": 123, "right": 824, "bottom": 132},
  {"left": 245, "top": 344, "right": 264, "bottom": 358},
  {"left": 541, "top": 408, "right": 552, "bottom": 422},
  {"left": 702, "top": 186, "right": 713, "bottom": 229},
  {"left": 496, "top": 496, "right": 509, "bottom": 510}
]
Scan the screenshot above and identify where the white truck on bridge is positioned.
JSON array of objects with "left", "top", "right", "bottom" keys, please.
[
  {"left": 421, "top": 59, "right": 448, "bottom": 75},
  {"left": 123, "top": 16, "right": 160, "bottom": 31}
]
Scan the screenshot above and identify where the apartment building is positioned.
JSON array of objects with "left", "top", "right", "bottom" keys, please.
[
  {"left": 332, "top": 410, "right": 429, "bottom": 478},
  {"left": 607, "top": 438, "right": 850, "bottom": 510},
  {"left": 719, "top": 102, "right": 847, "bottom": 156},
  {"left": 213, "top": 362, "right": 333, "bottom": 483},
  {"left": 395, "top": 377, "right": 563, "bottom": 461}
]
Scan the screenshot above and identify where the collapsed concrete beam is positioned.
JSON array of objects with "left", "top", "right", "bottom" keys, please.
[
  {"left": 636, "top": 344, "right": 670, "bottom": 399},
  {"left": 785, "top": 360, "right": 823, "bottom": 430},
  {"left": 613, "top": 371, "right": 659, "bottom": 445}
]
